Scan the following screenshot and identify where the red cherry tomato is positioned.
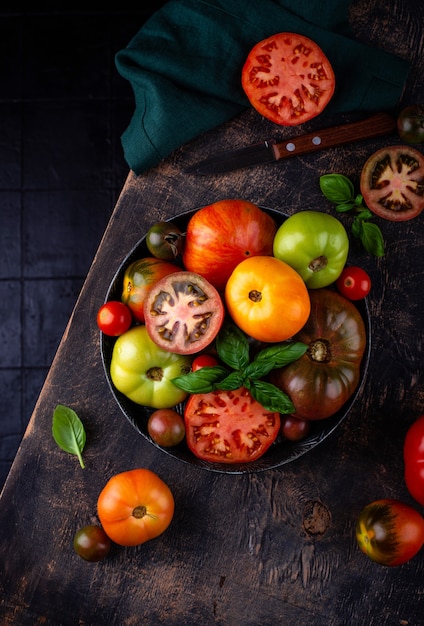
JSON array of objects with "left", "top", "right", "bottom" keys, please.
[
  {"left": 404, "top": 414, "right": 424, "bottom": 507},
  {"left": 191, "top": 354, "right": 219, "bottom": 371},
  {"left": 97, "top": 301, "right": 132, "bottom": 336},
  {"left": 336, "top": 266, "right": 371, "bottom": 300}
]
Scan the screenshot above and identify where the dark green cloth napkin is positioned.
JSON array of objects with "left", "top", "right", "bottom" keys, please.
[{"left": 115, "top": 0, "right": 410, "bottom": 175}]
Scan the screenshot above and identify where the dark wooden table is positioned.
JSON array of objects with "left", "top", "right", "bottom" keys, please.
[{"left": 1, "top": 3, "right": 424, "bottom": 625}]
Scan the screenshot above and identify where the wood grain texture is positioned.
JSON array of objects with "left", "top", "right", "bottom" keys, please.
[{"left": 1, "top": 2, "right": 424, "bottom": 625}]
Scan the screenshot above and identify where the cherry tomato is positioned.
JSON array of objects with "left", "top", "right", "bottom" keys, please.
[
  {"left": 191, "top": 354, "right": 219, "bottom": 371},
  {"left": 97, "top": 469, "right": 174, "bottom": 547},
  {"left": 182, "top": 199, "right": 277, "bottom": 292},
  {"left": 225, "top": 255, "right": 311, "bottom": 343},
  {"left": 336, "top": 266, "right": 371, "bottom": 300},
  {"left": 146, "top": 221, "right": 185, "bottom": 260},
  {"left": 184, "top": 386, "right": 280, "bottom": 464},
  {"left": 147, "top": 409, "right": 185, "bottom": 447},
  {"left": 241, "top": 32, "right": 335, "bottom": 126},
  {"left": 280, "top": 415, "right": 311, "bottom": 442},
  {"left": 97, "top": 301, "right": 132, "bottom": 336},
  {"left": 144, "top": 271, "right": 225, "bottom": 355},
  {"left": 121, "top": 256, "right": 180, "bottom": 322},
  {"left": 403, "top": 414, "right": 424, "bottom": 507},
  {"left": 273, "top": 211, "right": 349, "bottom": 289},
  {"left": 397, "top": 105, "right": 424, "bottom": 144},
  {"left": 360, "top": 145, "right": 424, "bottom": 222},
  {"left": 73, "top": 525, "right": 112, "bottom": 562},
  {"left": 356, "top": 499, "right": 424, "bottom": 566}
]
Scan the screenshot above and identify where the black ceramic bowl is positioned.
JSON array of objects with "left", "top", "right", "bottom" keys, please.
[{"left": 101, "top": 207, "right": 371, "bottom": 474}]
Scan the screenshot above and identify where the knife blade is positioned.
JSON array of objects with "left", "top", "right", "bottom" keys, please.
[{"left": 184, "top": 112, "right": 396, "bottom": 175}]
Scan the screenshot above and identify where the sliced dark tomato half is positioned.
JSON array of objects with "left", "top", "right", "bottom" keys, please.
[
  {"left": 241, "top": 32, "right": 335, "bottom": 126},
  {"left": 184, "top": 387, "right": 281, "bottom": 464},
  {"left": 360, "top": 145, "right": 424, "bottom": 221},
  {"left": 144, "top": 271, "right": 225, "bottom": 355}
]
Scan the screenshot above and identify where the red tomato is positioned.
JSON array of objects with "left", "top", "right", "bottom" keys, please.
[
  {"left": 336, "top": 266, "right": 371, "bottom": 300},
  {"left": 147, "top": 409, "right": 186, "bottom": 447},
  {"left": 144, "top": 271, "right": 225, "bottom": 355},
  {"left": 97, "top": 469, "right": 174, "bottom": 547},
  {"left": 404, "top": 415, "right": 424, "bottom": 507},
  {"left": 360, "top": 145, "right": 424, "bottom": 221},
  {"left": 121, "top": 257, "right": 181, "bottom": 322},
  {"left": 182, "top": 199, "right": 277, "bottom": 292},
  {"left": 97, "top": 301, "right": 132, "bottom": 336},
  {"left": 356, "top": 499, "right": 424, "bottom": 566},
  {"left": 241, "top": 32, "right": 335, "bottom": 126},
  {"left": 225, "top": 256, "right": 311, "bottom": 343},
  {"left": 184, "top": 386, "right": 281, "bottom": 464},
  {"left": 191, "top": 354, "right": 219, "bottom": 371}
]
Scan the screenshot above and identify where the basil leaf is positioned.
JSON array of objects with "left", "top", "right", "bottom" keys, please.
[
  {"left": 216, "top": 323, "right": 250, "bottom": 370},
  {"left": 359, "top": 221, "right": 385, "bottom": 257},
  {"left": 253, "top": 341, "right": 307, "bottom": 369},
  {"left": 52, "top": 404, "right": 86, "bottom": 468},
  {"left": 334, "top": 202, "right": 356, "bottom": 213},
  {"left": 172, "top": 365, "right": 229, "bottom": 394},
  {"left": 319, "top": 174, "right": 354, "bottom": 204},
  {"left": 215, "top": 371, "right": 245, "bottom": 391},
  {"left": 249, "top": 379, "right": 295, "bottom": 414}
]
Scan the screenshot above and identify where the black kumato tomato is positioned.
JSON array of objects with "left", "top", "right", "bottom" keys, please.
[
  {"left": 360, "top": 145, "right": 424, "bottom": 222},
  {"left": 270, "top": 288, "right": 367, "bottom": 420}
]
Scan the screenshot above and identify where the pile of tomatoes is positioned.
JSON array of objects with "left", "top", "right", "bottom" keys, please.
[{"left": 97, "top": 199, "right": 370, "bottom": 466}]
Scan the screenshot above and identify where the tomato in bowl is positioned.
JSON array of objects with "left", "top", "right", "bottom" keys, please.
[{"left": 100, "top": 206, "right": 371, "bottom": 474}]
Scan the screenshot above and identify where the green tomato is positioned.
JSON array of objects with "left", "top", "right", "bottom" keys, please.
[
  {"left": 109, "top": 325, "right": 191, "bottom": 409},
  {"left": 273, "top": 210, "right": 349, "bottom": 288}
]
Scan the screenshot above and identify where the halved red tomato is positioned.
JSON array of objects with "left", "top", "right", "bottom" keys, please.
[
  {"left": 184, "top": 386, "right": 280, "bottom": 464},
  {"left": 241, "top": 32, "right": 335, "bottom": 126},
  {"left": 121, "top": 257, "right": 181, "bottom": 322},
  {"left": 144, "top": 271, "right": 225, "bottom": 355},
  {"left": 182, "top": 199, "right": 277, "bottom": 292},
  {"left": 360, "top": 145, "right": 424, "bottom": 221}
]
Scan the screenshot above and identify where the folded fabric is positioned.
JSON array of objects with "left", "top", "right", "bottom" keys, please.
[{"left": 115, "top": 0, "right": 410, "bottom": 175}]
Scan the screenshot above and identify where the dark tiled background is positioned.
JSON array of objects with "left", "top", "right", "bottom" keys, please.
[{"left": 0, "top": 5, "right": 167, "bottom": 490}]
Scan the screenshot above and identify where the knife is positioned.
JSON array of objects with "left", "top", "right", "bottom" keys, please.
[{"left": 184, "top": 112, "right": 396, "bottom": 175}]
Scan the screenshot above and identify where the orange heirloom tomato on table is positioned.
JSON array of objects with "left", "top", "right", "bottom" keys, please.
[
  {"left": 97, "top": 469, "right": 175, "bottom": 547},
  {"left": 182, "top": 199, "right": 277, "bottom": 292},
  {"left": 225, "top": 255, "right": 310, "bottom": 343}
]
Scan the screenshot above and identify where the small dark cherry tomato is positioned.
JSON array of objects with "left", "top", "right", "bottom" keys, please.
[
  {"left": 280, "top": 415, "right": 311, "bottom": 442},
  {"left": 97, "top": 301, "right": 132, "bottom": 336},
  {"left": 146, "top": 221, "right": 185, "bottom": 260},
  {"left": 147, "top": 408, "right": 186, "bottom": 447},
  {"left": 73, "top": 525, "right": 112, "bottom": 562},
  {"left": 336, "top": 266, "right": 371, "bottom": 300},
  {"left": 397, "top": 105, "right": 424, "bottom": 144},
  {"left": 191, "top": 354, "right": 219, "bottom": 371},
  {"left": 356, "top": 499, "right": 424, "bottom": 566}
]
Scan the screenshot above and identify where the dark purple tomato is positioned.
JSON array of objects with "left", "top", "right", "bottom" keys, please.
[
  {"left": 73, "top": 525, "right": 112, "bottom": 562},
  {"left": 280, "top": 414, "right": 311, "bottom": 441},
  {"left": 146, "top": 221, "right": 185, "bottom": 260},
  {"left": 147, "top": 408, "right": 186, "bottom": 447}
]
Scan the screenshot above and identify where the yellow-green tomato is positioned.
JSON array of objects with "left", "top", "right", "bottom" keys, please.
[
  {"left": 109, "top": 326, "right": 191, "bottom": 409},
  {"left": 273, "top": 210, "right": 349, "bottom": 288}
]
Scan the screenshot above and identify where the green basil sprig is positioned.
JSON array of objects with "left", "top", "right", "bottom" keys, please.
[
  {"left": 319, "top": 173, "right": 385, "bottom": 257},
  {"left": 52, "top": 404, "right": 86, "bottom": 468},
  {"left": 172, "top": 322, "right": 307, "bottom": 414}
]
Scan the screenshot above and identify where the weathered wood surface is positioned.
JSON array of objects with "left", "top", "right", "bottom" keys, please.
[{"left": 1, "top": 2, "right": 424, "bottom": 624}]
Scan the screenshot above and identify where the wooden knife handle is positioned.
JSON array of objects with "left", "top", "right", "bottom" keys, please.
[{"left": 272, "top": 112, "right": 396, "bottom": 160}]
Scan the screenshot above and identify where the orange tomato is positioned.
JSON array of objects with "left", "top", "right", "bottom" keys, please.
[
  {"left": 225, "top": 256, "right": 310, "bottom": 342},
  {"left": 97, "top": 469, "right": 174, "bottom": 547}
]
